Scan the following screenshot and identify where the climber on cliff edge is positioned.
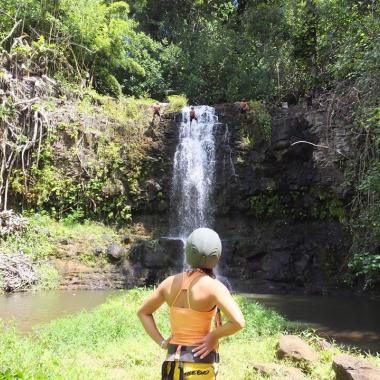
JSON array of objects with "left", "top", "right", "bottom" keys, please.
[
  {"left": 152, "top": 102, "right": 161, "bottom": 123},
  {"left": 239, "top": 98, "right": 249, "bottom": 115},
  {"left": 189, "top": 106, "right": 198, "bottom": 126}
]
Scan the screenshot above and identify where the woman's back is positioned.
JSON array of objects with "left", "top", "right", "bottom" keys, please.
[
  {"left": 165, "top": 271, "right": 217, "bottom": 346},
  {"left": 165, "top": 271, "right": 218, "bottom": 311},
  {"left": 137, "top": 228, "right": 245, "bottom": 380}
]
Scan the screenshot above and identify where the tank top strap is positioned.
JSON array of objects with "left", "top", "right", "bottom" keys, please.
[
  {"left": 171, "top": 271, "right": 205, "bottom": 308},
  {"left": 182, "top": 270, "right": 203, "bottom": 289},
  {"left": 186, "top": 271, "right": 205, "bottom": 309}
]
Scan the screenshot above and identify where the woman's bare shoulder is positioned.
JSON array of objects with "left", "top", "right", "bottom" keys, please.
[
  {"left": 159, "top": 272, "right": 183, "bottom": 290},
  {"left": 198, "top": 275, "right": 226, "bottom": 290}
]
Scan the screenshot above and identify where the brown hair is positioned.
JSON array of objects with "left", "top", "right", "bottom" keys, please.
[{"left": 200, "top": 268, "right": 216, "bottom": 278}]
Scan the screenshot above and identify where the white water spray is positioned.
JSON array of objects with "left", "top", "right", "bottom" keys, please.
[{"left": 170, "top": 106, "right": 218, "bottom": 238}]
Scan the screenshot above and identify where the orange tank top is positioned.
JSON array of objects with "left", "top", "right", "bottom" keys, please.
[{"left": 169, "top": 271, "right": 217, "bottom": 346}]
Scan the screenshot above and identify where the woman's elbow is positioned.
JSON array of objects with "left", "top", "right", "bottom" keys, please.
[
  {"left": 236, "top": 316, "right": 245, "bottom": 330},
  {"left": 137, "top": 307, "right": 144, "bottom": 319}
]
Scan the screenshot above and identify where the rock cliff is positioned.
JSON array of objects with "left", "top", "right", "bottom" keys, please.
[{"left": 129, "top": 102, "right": 354, "bottom": 294}]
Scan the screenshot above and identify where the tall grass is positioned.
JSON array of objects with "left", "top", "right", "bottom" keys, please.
[
  {"left": 0, "top": 214, "right": 117, "bottom": 261},
  {"left": 0, "top": 289, "right": 378, "bottom": 379}
]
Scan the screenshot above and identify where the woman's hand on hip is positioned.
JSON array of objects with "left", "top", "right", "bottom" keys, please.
[{"left": 192, "top": 332, "right": 218, "bottom": 359}]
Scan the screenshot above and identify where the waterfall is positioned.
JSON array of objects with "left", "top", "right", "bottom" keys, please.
[{"left": 170, "top": 106, "right": 218, "bottom": 238}]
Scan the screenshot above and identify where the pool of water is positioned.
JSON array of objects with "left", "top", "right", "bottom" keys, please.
[
  {"left": 0, "top": 289, "right": 118, "bottom": 333},
  {"left": 0, "top": 290, "right": 379, "bottom": 353},
  {"left": 245, "top": 293, "right": 380, "bottom": 353}
]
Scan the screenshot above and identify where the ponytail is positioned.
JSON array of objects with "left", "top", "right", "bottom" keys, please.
[{"left": 200, "top": 268, "right": 216, "bottom": 279}]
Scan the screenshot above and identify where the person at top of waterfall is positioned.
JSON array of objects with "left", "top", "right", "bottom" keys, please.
[
  {"left": 189, "top": 106, "right": 198, "bottom": 125},
  {"left": 137, "top": 228, "right": 245, "bottom": 380},
  {"left": 239, "top": 98, "right": 249, "bottom": 114},
  {"left": 152, "top": 102, "right": 161, "bottom": 122}
]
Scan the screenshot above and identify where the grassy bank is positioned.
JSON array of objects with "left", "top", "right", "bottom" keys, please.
[
  {"left": 0, "top": 214, "right": 125, "bottom": 293},
  {"left": 0, "top": 214, "right": 118, "bottom": 261},
  {"left": 1, "top": 289, "right": 378, "bottom": 380}
]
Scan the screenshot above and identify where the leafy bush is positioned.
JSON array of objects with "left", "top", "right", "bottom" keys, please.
[
  {"left": 94, "top": 71, "right": 122, "bottom": 98},
  {"left": 167, "top": 94, "right": 188, "bottom": 112},
  {"left": 248, "top": 101, "right": 272, "bottom": 143},
  {"left": 0, "top": 215, "right": 56, "bottom": 260},
  {"left": 35, "top": 264, "right": 60, "bottom": 290},
  {"left": 10, "top": 96, "right": 154, "bottom": 223},
  {"left": 349, "top": 253, "right": 380, "bottom": 289},
  {"left": 348, "top": 107, "right": 380, "bottom": 289}
]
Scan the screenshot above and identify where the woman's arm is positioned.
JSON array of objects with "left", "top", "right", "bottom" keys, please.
[
  {"left": 193, "top": 281, "right": 245, "bottom": 358},
  {"left": 137, "top": 278, "right": 171, "bottom": 348}
]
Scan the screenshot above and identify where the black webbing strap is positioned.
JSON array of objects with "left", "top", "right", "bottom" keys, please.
[
  {"left": 161, "top": 361, "right": 176, "bottom": 380},
  {"left": 178, "top": 361, "right": 184, "bottom": 380},
  {"left": 166, "top": 344, "right": 220, "bottom": 364},
  {"left": 168, "top": 361, "right": 175, "bottom": 380},
  {"left": 161, "top": 361, "right": 168, "bottom": 380}
]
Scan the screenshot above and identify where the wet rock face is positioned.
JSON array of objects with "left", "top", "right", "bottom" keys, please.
[
  {"left": 211, "top": 104, "right": 353, "bottom": 293},
  {"left": 136, "top": 104, "right": 354, "bottom": 293},
  {"left": 216, "top": 218, "right": 351, "bottom": 293},
  {"left": 126, "top": 238, "right": 184, "bottom": 286},
  {"left": 106, "top": 244, "right": 125, "bottom": 261},
  {"left": 133, "top": 114, "right": 179, "bottom": 216}
]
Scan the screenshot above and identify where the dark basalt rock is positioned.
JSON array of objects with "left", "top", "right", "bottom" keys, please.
[
  {"left": 106, "top": 243, "right": 125, "bottom": 261},
  {"left": 132, "top": 103, "right": 355, "bottom": 293},
  {"left": 126, "top": 238, "right": 184, "bottom": 285}
]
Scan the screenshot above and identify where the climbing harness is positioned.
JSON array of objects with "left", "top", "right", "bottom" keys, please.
[{"left": 161, "top": 344, "right": 220, "bottom": 380}]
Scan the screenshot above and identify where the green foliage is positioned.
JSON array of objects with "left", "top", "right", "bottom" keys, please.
[
  {"left": 249, "top": 192, "right": 282, "bottom": 219},
  {"left": 0, "top": 213, "right": 118, "bottom": 274},
  {"left": 0, "top": 98, "right": 16, "bottom": 121},
  {"left": 349, "top": 253, "right": 380, "bottom": 289},
  {"left": 95, "top": 71, "right": 122, "bottom": 98},
  {"left": 233, "top": 296, "right": 291, "bottom": 339},
  {"left": 34, "top": 264, "right": 60, "bottom": 291},
  {"left": 248, "top": 101, "right": 272, "bottom": 143},
  {"left": 241, "top": 135, "right": 254, "bottom": 149},
  {"left": 249, "top": 189, "right": 346, "bottom": 222},
  {"left": 0, "top": 0, "right": 165, "bottom": 98},
  {"left": 1, "top": 0, "right": 379, "bottom": 102},
  {"left": 9, "top": 97, "right": 154, "bottom": 223},
  {"left": 167, "top": 94, "right": 188, "bottom": 112},
  {"left": 0, "top": 215, "right": 56, "bottom": 260},
  {"left": 348, "top": 106, "right": 380, "bottom": 288}
]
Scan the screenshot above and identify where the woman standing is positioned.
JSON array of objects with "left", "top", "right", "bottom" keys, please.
[{"left": 137, "top": 228, "right": 245, "bottom": 379}]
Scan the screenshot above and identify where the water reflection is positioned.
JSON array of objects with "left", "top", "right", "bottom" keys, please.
[
  {"left": 244, "top": 293, "right": 380, "bottom": 353},
  {"left": 0, "top": 290, "right": 118, "bottom": 333}
]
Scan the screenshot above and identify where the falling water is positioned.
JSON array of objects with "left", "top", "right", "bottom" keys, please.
[{"left": 170, "top": 106, "right": 218, "bottom": 238}]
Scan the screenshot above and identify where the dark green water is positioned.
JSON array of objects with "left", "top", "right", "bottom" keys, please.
[
  {"left": 245, "top": 293, "right": 380, "bottom": 353},
  {"left": 0, "top": 290, "right": 379, "bottom": 353}
]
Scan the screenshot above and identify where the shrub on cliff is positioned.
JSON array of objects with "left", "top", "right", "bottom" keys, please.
[{"left": 167, "top": 94, "right": 188, "bottom": 112}]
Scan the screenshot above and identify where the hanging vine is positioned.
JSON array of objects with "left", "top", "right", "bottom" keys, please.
[{"left": 0, "top": 37, "right": 61, "bottom": 211}]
